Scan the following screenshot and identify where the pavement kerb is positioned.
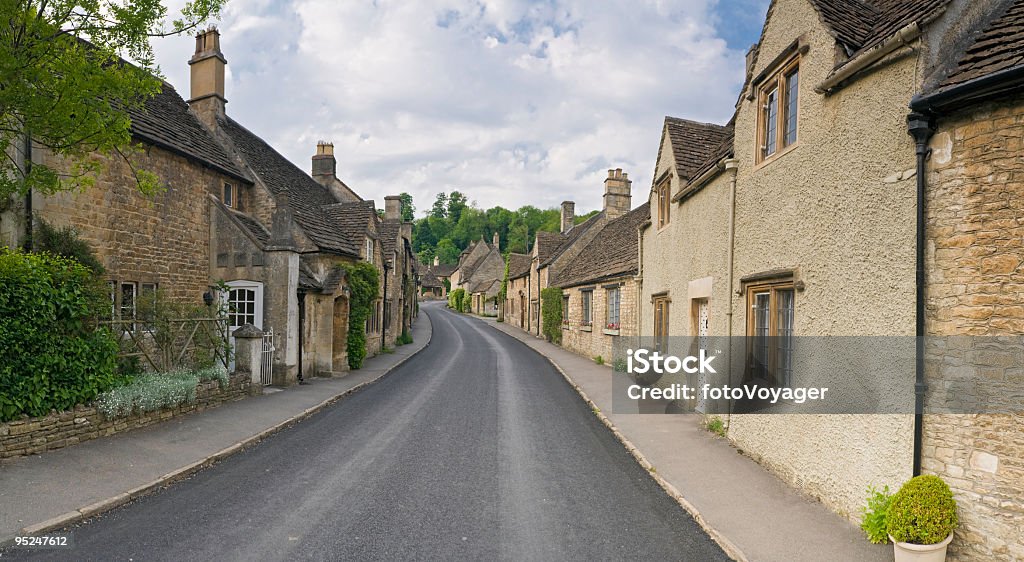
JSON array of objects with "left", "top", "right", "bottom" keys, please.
[
  {"left": 8, "top": 314, "right": 433, "bottom": 544},
  {"left": 479, "top": 319, "right": 749, "bottom": 562}
]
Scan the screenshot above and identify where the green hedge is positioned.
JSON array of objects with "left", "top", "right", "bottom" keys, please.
[
  {"left": 541, "top": 287, "right": 563, "bottom": 344},
  {"left": 0, "top": 249, "right": 119, "bottom": 421},
  {"left": 340, "top": 262, "right": 380, "bottom": 370},
  {"left": 449, "top": 288, "right": 466, "bottom": 312},
  {"left": 461, "top": 290, "right": 472, "bottom": 313}
]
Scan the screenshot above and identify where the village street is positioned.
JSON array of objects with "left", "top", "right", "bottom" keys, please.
[{"left": 9, "top": 302, "right": 727, "bottom": 561}]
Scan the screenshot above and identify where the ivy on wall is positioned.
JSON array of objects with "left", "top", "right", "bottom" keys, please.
[
  {"left": 541, "top": 287, "right": 563, "bottom": 344},
  {"left": 339, "top": 262, "right": 380, "bottom": 370}
]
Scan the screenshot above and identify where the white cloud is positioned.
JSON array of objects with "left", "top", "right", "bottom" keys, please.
[{"left": 152, "top": 0, "right": 757, "bottom": 215}]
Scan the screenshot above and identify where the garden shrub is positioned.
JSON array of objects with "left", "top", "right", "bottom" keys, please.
[
  {"left": 886, "top": 475, "right": 958, "bottom": 545},
  {"left": 396, "top": 330, "right": 413, "bottom": 346},
  {"left": 94, "top": 366, "right": 228, "bottom": 419},
  {"left": 461, "top": 290, "right": 472, "bottom": 313},
  {"left": 340, "top": 262, "right": 380, "bottom": 370},
  {"left": 0, "top": 249, "right": 118, "bottom": 421},
  {"left": 449, "top": 288, "right": 466, "bottom": 311},
  {"left": 33, "top": 218, "right": 105, "bottom": 274},
  {"left": 540, "top": 287, "right": 563, "bottom": 344}
]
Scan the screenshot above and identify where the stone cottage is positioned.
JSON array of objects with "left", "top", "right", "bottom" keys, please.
[
  {"left": 510, "top": 170, "right": 631, "bottom": 336},
  {"left": 557, "top": 202, "right": 649, "bottom": 362},
  {"left": 504, "top": 252, "right": 532, "bottom": 329},
  {"left": 451, "top": 233, "right": 504, "bottom": 315},
  {"left": 637, "top": 0, "right": 1023, "bottom": 556}
]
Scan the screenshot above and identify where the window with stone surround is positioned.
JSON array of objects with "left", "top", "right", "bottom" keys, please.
[
  {"left": 364, "top": 239, "right": 374, "bottom": 262},
  {"left": 562, "top": 294, "right": 569, "bottom": 325},
  {"left": 120, "top": 282, "right": 137, "bottom": 330},
  {"left": 746, "top": 281, "right": 794, "bottom": 387},
  {"left": 657, "top": 178, "right": 671, "bottom": 229},
  {"left": 223, "top": 182, "right": 242, "bottom": 210},
  {"left": 652, "top": 294, "right": 670, "bottom": 352},
  {"left": 756, "top": 56, "right": 799, "bottom": 164},
  {"left": 606, "top": 287, "right": 620, "bottom": 330},
  {"left": 581, "top": 290, "right": 593, "bottom": 328}
]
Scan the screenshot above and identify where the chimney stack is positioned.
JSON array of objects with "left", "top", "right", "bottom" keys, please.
[
  {"left": 603, "top": 168, "right": 632, "bottom": 220},
  {"left": 312, "top": 141, "right": 336, "bottom": 179},
  {"left": 560, "top": 201, "right": 575, "bottom": 234},
  {"left": 188, "top": 27, "right": 227, "bottom": 129},
  {"left": 384, "top": 195, "right": 402, "bottom": 221},
  {"left": 492, "top": 231, "right": 500, "bottom": 248}
]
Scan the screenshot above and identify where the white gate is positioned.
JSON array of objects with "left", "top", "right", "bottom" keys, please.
[{"left": 261, "top": 328, "right": 275, "bottom": 386}]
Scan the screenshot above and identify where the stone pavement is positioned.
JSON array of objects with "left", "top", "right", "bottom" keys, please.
[
  {"left": 0, "top": 313, "right": 431, "bottom": 546},
  {"left": 481, "top": 316, "right": 892, "bottom": 562}
]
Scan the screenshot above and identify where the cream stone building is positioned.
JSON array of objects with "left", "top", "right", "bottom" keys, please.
[{"left": 638, "top": 0, "right": 1023, "bottom": 557}]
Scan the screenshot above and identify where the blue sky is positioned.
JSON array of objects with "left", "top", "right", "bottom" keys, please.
[{"left": 153, "top": 0, "right": 771, "bottom": 214}]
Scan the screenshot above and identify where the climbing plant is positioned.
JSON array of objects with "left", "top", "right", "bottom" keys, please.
[
  {"left": 541, "top": 287, "right": 563, "bottom": 344},
  {"left": 340, "top": 262, "right": 380, "bottom": 370}
]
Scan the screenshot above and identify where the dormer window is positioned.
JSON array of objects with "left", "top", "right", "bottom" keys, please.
[
  {"left": 656, "top": 178, "right": 671, "bottom": 229},
  {"left": 757, "top": 57, "right": 799, "bottom": 164},
  {"left": 223, "top": 182, "right": 241, "bottom": 210}
]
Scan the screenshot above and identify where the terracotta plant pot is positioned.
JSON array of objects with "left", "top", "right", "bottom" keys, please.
[{"left": 890, "top": 533, "right": 953, "bottom": 562}]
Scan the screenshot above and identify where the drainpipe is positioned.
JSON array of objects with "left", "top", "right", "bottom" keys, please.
[
  {"left": 723, "top": 159, "right": 740, "bottom": 426},
  {"left": 22, "top": 132, "right": 32, "bottom": 251},
  {"left": 297, "top": 290, "right": 306, "bottom": 384},
  {"left": 907, "top": 112, "right": 935, "bottom": 476},
  {"left": 382, "top": 260, "right": 390, "bottom": 353}
]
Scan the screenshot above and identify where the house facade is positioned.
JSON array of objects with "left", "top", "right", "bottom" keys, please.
[
  {"left": 557, "top": 203, "right": 649, "bottom": 362},
  {"left": 4, "top": 27, "right": 415, "bottom": 387},
  {"left": 636, "top": 0, "right": 1023, "bottom": 557}
]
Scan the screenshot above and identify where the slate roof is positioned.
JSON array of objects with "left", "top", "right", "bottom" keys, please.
[
  {"left": 554, "top": 203, "right": 651, "bottom": 288},
  {"left": 420, "top": 269, "right": 443, "bottom": 288},
  {"left": 298, "top": 261, "right": 322, "bottom": 290},
  {"left": 809, "top": 0, "right": 952, "bottom": 56},
  {"left": 507, "top": 253, "right": 532, "bottom": 280},
  {"left": 220, "top": 118, "right": 359, "bottom": 257},
  {"left": 128, "top": 83, "right": 250, "bottom": 183},
  {"left": 675, "top": 121, "right": 737, "bottom": 199},
  {"left": 664, "top": 118, "right": 731, "bottom": 182},
  {"left": 936, "top": 0, "right": 1024, "bottom": 91},
  {"left": 541, "top": 212, "right": 605, "bottom": 267},
  {"left": 430, "top": 264, "right": 457, "bottom": 277},
  {"left": 228, "top": 209, "right": 270, "bottom": 247},
  {"left": 322, "top": 201, "right": 375, "bottom": 249},
  {"left": 458, "top": 241, "right": 497, "bottom": 282},
  {"left": 378, "top": 221, "right": 403, "bottom": 259},
  {"left": 534, "top": 231, "right": 565, "bottom": 264}
]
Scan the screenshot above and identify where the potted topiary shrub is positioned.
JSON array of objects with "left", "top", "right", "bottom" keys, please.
[{"left": 886, "top": 475, "right": 958, "bottom": 562}]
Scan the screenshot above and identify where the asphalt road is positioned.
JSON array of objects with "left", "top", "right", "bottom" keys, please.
[{"left": 7, "top": 303, "right": 728, "bottom": 561}]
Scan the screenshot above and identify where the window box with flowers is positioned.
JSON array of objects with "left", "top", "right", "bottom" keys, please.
[{"left": 603, "top": 322, "right": 620, "bottom": 336}]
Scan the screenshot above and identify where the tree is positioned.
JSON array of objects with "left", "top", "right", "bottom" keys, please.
[
  {"left": 434, "top": 238, "right": 460, "bottom": 264},
  {"left": 0, "top": 1, "right": 227, "bottom": 199},
  {"left": 447, "top": 191, "right": 468, "bottom": 223},
  {"left": 399, "top": 192, "right": 415, "bottom": 221},
  {"left": 430, "top": 192, "right": 448, "bottom": 219}
]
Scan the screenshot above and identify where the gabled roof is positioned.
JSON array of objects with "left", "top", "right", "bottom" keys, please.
[
  {"left": 420, "top": 269, "right": 443, "bottom": 288},
  {"left": 507, "top": 253, "right": 532, "bottom": 280},
  {"left": 129, "top": 83, "right": 250, "bottom": 183},
  {"left": 458, "top": 240, "right": 498, "bottom": 282},
  {"left": 298, "top": 261, "right": 322, "bottom": 290},
  {"left": 534, "top": 231, "right": 565, "bottom": 264},
  {"left": 220, "top": 117, "right": 359, "bottom": 257},
  {"left": 673, "top": 120, "right": 737, "bottom": 204},
  {"left": 809, "top": 0, "right": 951, "bottom": 56},
  {"left": 541, "top": 211, "right": 605, "bottom": 267},
  {"left": 554, "top": 203, "right": 650, "bottom": 288},
  {"left": 663, "top": 118, "right": 731, "bottom": 183},
  {"left": 935, "top": 0, "right": 1024, "bottom": 92}
]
